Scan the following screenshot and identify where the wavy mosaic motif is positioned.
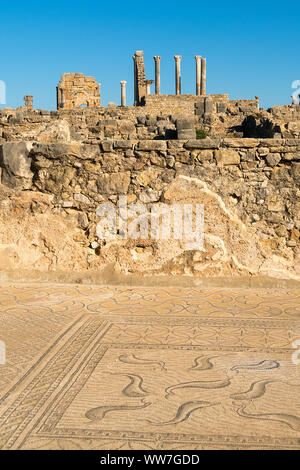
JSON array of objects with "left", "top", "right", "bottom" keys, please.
[
  {"left": 85, "top": 402, "right": 151, "bottom": 422},
  {"left": 231, "top": 360, "right": 280, "bottom": 372},
  {"left": 165, "top": 378, "right": 231, "bottom": 398},
  {"left": 118, "top": 354, "right": 166, "bottom": 371},
  {"left": 145, "top": 400, "right": 218, "bottom": 426}
]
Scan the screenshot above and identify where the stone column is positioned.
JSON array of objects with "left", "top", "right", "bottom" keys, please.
[
  {"left": 200, "top": 57, "right": 206, "bottom": 95},
  {"left": 133, "top": 55, "right": 137, "bottom": 105},
  {"left": 153, "top": 56, "right": 161, "bottom": 95},
  {"left": 120, "top": 81, "right": 127, "bottom": 107},
  {"left": 195, "top": 56, "right": 201, "bottom": 96},
  {"left": 133, "top": 50, "right": 146, "bottom": 106},
  {"left": 174, "top": 56, "right": 182, "bottom": 95},
  {"left": 56, "top": 88, "right": 66, "bottom": 108},
  {"left": 145, "top": 80, "right": 154, "bottom": 96}
]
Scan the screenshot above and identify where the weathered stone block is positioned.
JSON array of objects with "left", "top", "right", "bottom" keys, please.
[
  {"left": 204, "top": 98, "right": 214, "bottom": 114},
  {"left": 138, "top": 141, "right": 167, "bottom": 151},
  {"left": 0, "top": 141, "right": 33, "bottom": 188},
  {"left": 136, "top": 167, "right": 161, "bottom": 186},
  {"left": 101, "top": 141, "right": 114, "bottom": 152},
  {"left": 114, "top": 140, "right": 134, "bottom": 150},
  {"left": 176, "top": 118, "right": 195, "bottom": 130},
  {"left": 177, "top": 129, "right": 196, "bottom": 140},
  {"left": 184, "top": 139, "right": 221, "bottom": 149},
  {"left": 266, "top": 153, "right": 281, "bottom": 167},
  {"left": 74, "top": 193, "right": 91, "bottom": 205},
  {"left": 98, "top": 119, "right": 117, "bottom": 127},
  {"left": 223, "top": 138, "right": 260, "bottom": 148},
  {"left": 283, "top": 152, "right": 300, "bottom": 161},
  {"left": 292, "top": 162, "right": 300, "bottom": 180},
  {"left": 97, "top": 172, "right": 130, "bottom": 194},
  {"left": 216, "top": 102, "right": 227, "bottom": 113},
  {"left": 192, "top": 149, "right": 214, "bottom": 162},
  {"left": 150, "top": 152, "right": 167, "bottom": 167},
  {"left": 139, "top": 188, "right": 161, "bottom": 203},
  {"left": 215, "top": 149, "right": 240, "bottom": 165}
]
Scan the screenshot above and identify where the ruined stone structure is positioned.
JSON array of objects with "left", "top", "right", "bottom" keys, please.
[
  {"left": 133, "top": 51, "right": 207, "bottom": 105},
  {"left": 0, "top": 49, "right": 299, "bottom": 285},
  {"left": 56, "top": 73, "right": 101, "bottom": 109},
  {"left": 133, "top": 51, "right": 147, "bottom": 106},
  {"left": 0, "top": 130, "right": 299, "bottom": 281},
  {"left": 24, "top": 95, "right": 33, "bottom": 110}
]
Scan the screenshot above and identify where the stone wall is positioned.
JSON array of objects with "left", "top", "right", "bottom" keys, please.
[
  {"left": 2, "top": 97, "right": 300, "bottom": 146},
  {"left": 143, "top": 94, "right": 229, "bottom": 116},
  {"left": 0, "top": 137, "right": 299, "bottom": 281}
]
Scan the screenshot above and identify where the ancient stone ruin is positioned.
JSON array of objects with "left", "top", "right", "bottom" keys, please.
[
  {"left": 133, "top": 50, "right": 147, "bottom": 106},
  {"left": 0, "top": 49, "right": 299, "bottom": 284},
  {"left": 24, "top": 95, "right": 33, "bottom": 110},
  {"left": 131, "top": 50, "right": 207, "bottom": 106},
  {"left": 56, "top": 73, "right": 101, "bottom": 109}
]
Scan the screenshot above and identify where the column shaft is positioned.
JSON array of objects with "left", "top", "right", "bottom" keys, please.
[
  {"left": 195, "top": 56, "right": 201, "bottom": 96},
  {"left": 120, "top": 81, "right": 127, "bottom": 106},
  {"left": 133, "top": 56, "right": 137, "bottom": 105},
  {"left": 154, "top": 56, "right": 161, "bottom": 95},
  {"left": 200, "top": 58, "right": 206, "bottom": 95},
  {"left": 174, "top": 56, "right": 182, "bottom": 95}
]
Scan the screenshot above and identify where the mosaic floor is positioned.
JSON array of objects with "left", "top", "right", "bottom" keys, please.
[{"left": 0, "top": 283, "right": 300, "bottom": 450}]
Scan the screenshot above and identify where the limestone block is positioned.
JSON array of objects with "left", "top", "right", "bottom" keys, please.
[
  {"left": 287, "top": 122, "right": 300, "bottom": 133},
  {"left": 204, "top": 98, "right": 214, "bottom": 114},
  {"left": 101, "top": 141, "right": 114, "bottom": 152},
  {"left": 216, "top": 102, "right": 227, "bottom": 113},
  {"left": 223, "top": 138, "right": 260, "bottom": 148},
  {"left": 215, "top": 149, "right": 240, "bottom": 165},
  {"left": 177, "top": 129, "right": 196, "bottom": 140},
  {"left": 114, "top": 140, "right": 134, "bottom": 150},
  {"left": 136, "top": 167, "right": 161, "bottom": 186},
  {"left": 266, "top": 153, "right": 281, "bottom": 167},
  {"left": 74, "top": 193, "right": 91, "bottom": 205},
  {"left": 138, "top": 141, "right": 167, "bottom": 151},
  {"left": 98, "top": 120, "right": 118, "bottom": 127},
  {"left": 195, "top": 101, "right": 205, "bottom": 115},
  {"left": 150, "top": 152, "right": 167, "bottom": 167},
  {"left": 286, "top": 139, "right": 300, "bottom": 146},
  {"left": 184, "top": 139, "right": 221, "bottom": 149},
  {"left": 176, "top": 118, "right": 195, "bottom": 130},
  {"left": 97, "top": 172, "right": 130, "bottom": 194},
  {"left": 283, "top": 152, "right": 300, "bottom": 161},
  {"left": 139, "top": 188, "right": 161, "bottom": 203},
  {"left": 0, "top": 141, "right": 33, "bottom": 189},
  {"left": 192, "top": 150, "right": 214, "bottom": 162},
  {"left": 292, "top": 162, "right": 300, "bottom": 181}
]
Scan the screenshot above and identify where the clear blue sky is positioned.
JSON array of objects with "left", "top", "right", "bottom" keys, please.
[{"left": 1, "top": 0, "right": 299, "bottom": 110}]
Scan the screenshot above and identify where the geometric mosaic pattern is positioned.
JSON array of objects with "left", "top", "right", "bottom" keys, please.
[{"left": 0, "top": 283, "right": 300, "bottom": 449}]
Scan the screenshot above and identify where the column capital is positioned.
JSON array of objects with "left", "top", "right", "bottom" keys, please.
[
  {"left": 195, "top": 55, "right": 202, "bottom": 61},
  {"left": 153, "top": 56, "right": 161, "bottom": 61},
  {"left": 174, "top": 55, "right": 182, "bottom": 61},
  {"left": 120, "top": 81, "right": 127, "bottom": 85}
]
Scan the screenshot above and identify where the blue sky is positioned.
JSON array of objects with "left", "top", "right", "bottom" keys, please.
[{"left": 0, "top": 0, "right": 299, "bottom": 110}]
